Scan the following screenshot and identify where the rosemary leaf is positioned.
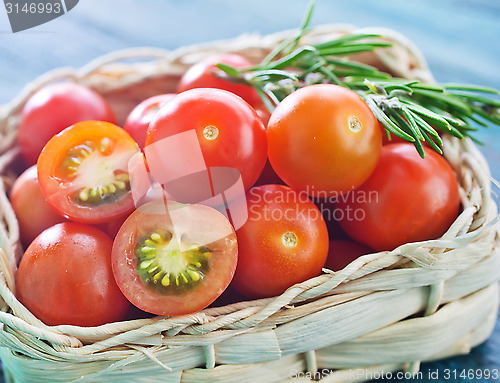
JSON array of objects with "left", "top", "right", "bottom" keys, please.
[
  {"left": 411, "top": 113, "right": 443, "bottom": 144},
  {"left": 442, "top": 83, "right": 499, "bottom": 94},
  {"left": 421, "top": 130, "right": 443, "bottom": 154},
  {"left": 364, "top": 96, "right": 415, "bottom": 142},
  {"left": 318, "top": 65, "right": 342, "bottom": 86},
  {"left": 411, "top": 88, "right": 472, "bottom": 116},
  {"left": 325, "top": 57, "right": 381, "bottom": 73},
  {"left": 247, "top": 70, "right": 299, "bottom": 82},
  {"left": 401, "top": 107, "right": 425, "bottom": 140},
  {"left": 402, "top": 101, "right": 454, "bottom": 132},
  {"left": 314, "top": 33, "right": 385, "bottom": 50},
  {"left": 261, "top": 46, "right": 317, "bottom": 70},
  {"left": 215, "top": 63, "right": 241, "bottom": 78}
]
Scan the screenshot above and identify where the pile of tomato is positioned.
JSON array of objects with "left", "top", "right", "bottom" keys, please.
[{"left": 9, "top": 53, "right": 461, "bottom": 327}]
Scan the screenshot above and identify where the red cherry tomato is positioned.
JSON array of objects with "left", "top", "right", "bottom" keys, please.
[
  {"left": 337, "top": 143, "right": 461, "bottom": 251},
  {"left": 111, "top": 201, "right": 238, "bottom": 316},
  {"left": 18, "top": 82, "right": 116, "bottom": 166},
  {"left": 124, "top": 94, "right": 176, "bottom": 149},
  {"left": 324, "top": 240, "right": 373, "bottom": 271},
  {"left": 177, "top": 53, "right": 262, "bottom": 107},
  {"left": 146, "top": 88, "right": 267, "bottom": 190},
  {"left": 267, "top": 84, "right": 382, "bottom": 196},
  {"left": 10, "top": 165, "right": 66, "bottom": 247},
  {"left": 231, "top": 184, "right": 329, "bottom": 299},
  {"left": 16, "top": 222, "right": 130, "bottom": 326},
  {"left": 37, "top": 121, "right": 140, "bottom": 224}
]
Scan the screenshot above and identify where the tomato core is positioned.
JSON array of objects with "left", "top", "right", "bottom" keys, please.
[
  {"left": 135, "top": 230, "right": 211, "bottom": 292},
  {"left": 59, "top": 138, "right": 131, "bottom": 207}
]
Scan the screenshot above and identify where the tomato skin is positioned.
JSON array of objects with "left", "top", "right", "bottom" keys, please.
[
  {"left": 267, "top": 84, "right": 382, "bottom": 196},
  {"left": 324, "top": 240, "right": 373, "bottom": 271},
  {"left": 10, "top": 165, "right": 66, "bottom": 247},
  {"left": 124, "top": 94, "right": 176, "bottom": 149},
  {"left": 111, "top": 201, "right": 238, "bottom": 316},
  {"left": 16, "top": 223, "right": 130, "bottom": 326},
  {"left": 37, "top": 121, "right": 140, "bottom": 224},
  {"left": 18, "top": 82, "right": 116, "bottom": 166},
  {"left": 177, "top": 53, "right": 262, "bottom": 107},
  {"left": 146, "top": 88, "right": 267, "bottom": 190},
  {"left": 231, "top": 184, "right": 329, "bottom": 299},
  {"left": 252, "top": 101, "right": 272, "bottom": 126},
  {"left": 337, "top": 143, "right": 461, "bottom": 251}
]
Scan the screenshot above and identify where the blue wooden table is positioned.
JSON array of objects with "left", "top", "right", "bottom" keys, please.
[{"left": 0, "top": 0, "right": 499, "bottom": 381}]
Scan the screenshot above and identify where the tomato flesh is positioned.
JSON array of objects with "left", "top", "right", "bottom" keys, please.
[
  {"left": 37, "top": 121, "right": 140, "bottom": 224},
  {"left": 111, "top": 201, "right": 238, "bottom": 316}
]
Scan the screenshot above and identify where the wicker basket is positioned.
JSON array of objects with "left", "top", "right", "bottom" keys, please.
[{"left": 0, "top": 25, "right": 498, "bottom": 383}]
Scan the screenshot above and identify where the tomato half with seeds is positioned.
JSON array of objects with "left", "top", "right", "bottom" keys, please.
[
  {"left": 37, "top": 121, "right": 140, "bottom": 224},
  {"left": 111, "top": 201, "right": 238, "bottom": 316}
]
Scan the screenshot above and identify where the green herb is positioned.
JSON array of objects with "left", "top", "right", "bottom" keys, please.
[{"left": 216, "top": 0, "right": 500, "bottom": 157}]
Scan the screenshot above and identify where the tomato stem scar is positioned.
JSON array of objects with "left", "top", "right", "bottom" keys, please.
[
  {"left": 203, "top": 125, "right": 219, "bottom": 140},
  {"left": 281, "top": 231, "right": 298, "bottom": 248},
  {"left": 348, "top": 116, "right": 362, "bottom": 133}
]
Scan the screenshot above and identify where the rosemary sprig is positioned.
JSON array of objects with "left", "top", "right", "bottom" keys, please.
[{"left": 216, "top": 1, "right": 500, "bottom": 158}]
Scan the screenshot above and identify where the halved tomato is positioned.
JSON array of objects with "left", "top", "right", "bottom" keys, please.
[
  {"left": 37, "top": 121, "right": 140, "bottom": 224},
  {"left": 111, "top": 200, "right": 238, "bottom": 316}
]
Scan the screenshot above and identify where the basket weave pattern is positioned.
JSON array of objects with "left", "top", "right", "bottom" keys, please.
[{"left": 0, "top": 26, "right": 498, "bottom": 382}]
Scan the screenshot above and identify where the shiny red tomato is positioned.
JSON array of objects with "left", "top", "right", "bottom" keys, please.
[
  {"left": 267, "top": 84, "right": 382, "bottom": 196},
  {"left": 16, "top": 222, "right": 130, "bottom": 326},
  {"left": 124, "top": 94, "right": 176, "bottom": 149},
  {"left": 231, "top": 184, "right": 329, "bottom": 299},
  {"left": 37, "top": 121, "right": 140, "bottom": 224},
  {"left": 10, "top": 165, "right": 66, "bottom": 247},
  {"left": 177, "top": 53, "right": 262, "bottom": 107},
  {"left": 324, "top": 240, "right": 373, "bottom": 271},
  {"left": 18, "top": 82, "right": 116, "bottom": 166},
  {"left": 252, "top": 100, "right": 272, "bottom": 126},
  {"left": 111, "top": 201, "right": 238, "bottom": 316},
  {"left": 337, "top": 143, "right": 461, "bottom": 251},
  {"left": 146, "top": 88, "right": 267, "bottom": 190}
]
